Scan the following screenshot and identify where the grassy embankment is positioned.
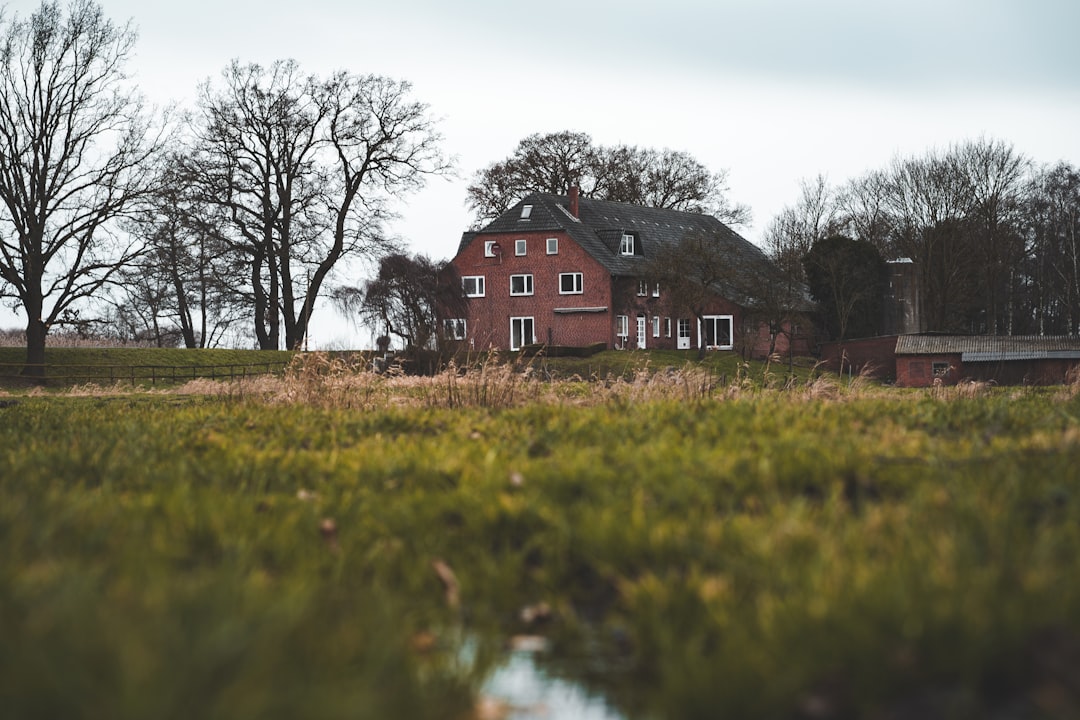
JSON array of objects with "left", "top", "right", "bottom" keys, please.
[
  {"left": 0, "top": 347, "right": 296, "bottom": 386},
  {"left": 2, "top": 356, "right": 1080, "bottom": 718}
]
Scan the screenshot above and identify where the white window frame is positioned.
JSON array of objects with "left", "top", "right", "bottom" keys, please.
[
  {"left": 652, "top": 315, "right": 660, "bottom": 338},
  {"left": 620, "top": 233, "right": 634, "bottom": 256},
  {"left": 510, "top": 274, "right": 534, "bottom": 296},
  {"left": 510, "top": 316, "right": 534, "bottom": 351},
  {"left": 462, "top": 276, "right": 485, "bottom": 298},
  {"left": 637, "top": 280, "right": 648, "bottom": 297},
  {"left": 546, "top": 237, "right": 558, "bottom": 255},
  {"left": 515, "top": 239, "right": 527, "bottom": 256},
  {"left": 484, "top": 240, "right": 497, "bottom": 258},
  {"left": 443, "top": 318, "right": 467, "bottom": 340},
  {"left": 678, "top": 319, "right": 692, "bottom": 339},
  {"left": 636, "top": 315, "right": 647, "bottom": 349},
  {"left": 559, "top": 272, "right": 583, "bottom": 295},
  {"left": 652, "top": 283, "right": 660, "bottom": 298},
  {"left": 616, "top": 315, "right": 629, "bottom": 338},
  {"left": 665, "top": 317, "right": 672, "bottom": 338},
  {"left": 701, "top": 315, "right": 734, "bottom": 350}
]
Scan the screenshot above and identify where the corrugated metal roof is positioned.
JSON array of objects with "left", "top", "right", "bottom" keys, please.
[{"left": 895, "top": 335, "right": 1080, "bottom": 357}]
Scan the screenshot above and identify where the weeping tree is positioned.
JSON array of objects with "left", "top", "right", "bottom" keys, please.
[
  {"left": 333, "top": 253, "right": 466, "bottom": 353},
  {"left": 185, "top": 60, "right": 450, "bottom": 350},
  {"left": 0, "top": 0, "right": 164, "bottom": 377}
]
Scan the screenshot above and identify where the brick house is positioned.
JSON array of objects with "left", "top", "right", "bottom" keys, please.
[{"left": 447, "top": 189, "right": 808, "bottom": 356}]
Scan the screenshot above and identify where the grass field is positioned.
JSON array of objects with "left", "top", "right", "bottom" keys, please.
[{"left": 2, "top": 354, "right": 1080, "bottom": 719}]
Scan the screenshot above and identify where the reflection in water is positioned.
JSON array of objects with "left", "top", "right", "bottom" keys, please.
[{"left": 482, "top": 650, "right": 627, "bottom": 720}]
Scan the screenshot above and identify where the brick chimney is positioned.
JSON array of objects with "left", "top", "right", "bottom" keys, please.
[{"left": 568, "top": 185, "right": 579, "bottom": 218}]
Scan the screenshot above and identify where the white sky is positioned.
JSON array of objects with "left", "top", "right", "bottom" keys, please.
[{"left": 5, "top": 0, "right": 1080, "bottom": 349}]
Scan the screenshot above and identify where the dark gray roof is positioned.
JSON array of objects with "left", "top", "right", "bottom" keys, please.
[
  {"left": 896, "top": 335, "right": 1080, "bottom": 360},
  {"left": 458, "top": 192, "right": 782, "bottom": 293}
]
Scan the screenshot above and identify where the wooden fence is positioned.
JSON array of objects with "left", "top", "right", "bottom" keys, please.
[{"left": 0, "top": 362, "right": 289, "bottom": 386}]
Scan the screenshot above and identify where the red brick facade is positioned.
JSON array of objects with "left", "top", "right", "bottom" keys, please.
[{"left": 451, "top": 229, "right": 614, "bottom": 351}]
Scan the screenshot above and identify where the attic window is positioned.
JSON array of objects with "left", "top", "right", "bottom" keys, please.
[
  {"left": 520, "top": 205, "right": 533, "bottom": 220},
  {"left": 620, "top": 233, "right": 635, "bottom": 256}
]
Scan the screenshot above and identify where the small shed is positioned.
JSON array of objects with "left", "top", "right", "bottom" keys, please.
[{"left": 895, "top": 335, "right": 1080, "bottom": 387}]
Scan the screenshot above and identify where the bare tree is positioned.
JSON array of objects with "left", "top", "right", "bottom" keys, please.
[
  {"left": 467, "top": 131, "right": 749, "bottom": 227},
  {"left": 0, "top": 0, "right": 164, "bottom": 376},
  {"left": 955, "top": 138, "right": 1031, "bottom": 333},
  {"left": 117, "top": 160, "right": 244, "bottom": 348},
  {"left": 185, "top": 60, "right": 449, "bottom": 350},
  {"left": 1027, "top": 162, "right": 1080, "bottom": 334},
  {"left": 763, "top": 175, "right": 840, "bottom": 285},
  {"left": 834, "top": 170, "right": 896, "bottom": 254}
]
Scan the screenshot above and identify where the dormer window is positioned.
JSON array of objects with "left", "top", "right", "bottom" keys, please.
[
  {"left": 520, "top": 205, "right": 533, "bottom": 220},
  {"left": 620, "top": 233, "right": 635, "bottom": 256}
]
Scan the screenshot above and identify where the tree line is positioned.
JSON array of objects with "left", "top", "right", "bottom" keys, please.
[
  {"left": 766, "top": 139, "right": 1080, "bottom": 339},
  {"left": 0, "top": 1, "right": 447, "bottom": 377}
]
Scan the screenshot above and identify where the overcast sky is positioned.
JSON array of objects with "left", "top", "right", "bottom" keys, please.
[{"left": 6, "top": 0, "right": 1080, "bottom": 348}]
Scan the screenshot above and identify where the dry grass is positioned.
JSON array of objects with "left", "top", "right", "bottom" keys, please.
[
  {"left": 15, "top": 351, "right": 1059, "bottom": 409},
  {"left": 930, "top": 377, "right": 995, "bottom": 401}
]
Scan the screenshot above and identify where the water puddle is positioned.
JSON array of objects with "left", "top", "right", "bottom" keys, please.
[{"left": 481, "top": 649, "right": 627, "bottom": 720}]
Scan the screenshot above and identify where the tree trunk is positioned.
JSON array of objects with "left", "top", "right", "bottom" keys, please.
[{"left": 23, "top": 311, "right": 47, "bottom": 382}]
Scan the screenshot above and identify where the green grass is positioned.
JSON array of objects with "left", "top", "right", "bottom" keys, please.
[{"left": 2, "top": 383, "right": 1080, "bottom": 718}]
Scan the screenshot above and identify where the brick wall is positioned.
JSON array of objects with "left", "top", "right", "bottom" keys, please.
[
  {"left": 451, "top": 230, "right": 613, "bottom": 350},
  {"left": 896, "top": 353, "right": 961, "bottom": 387},
  {"left": 820, "top": 336, "right": 900, "bottom": 380}
]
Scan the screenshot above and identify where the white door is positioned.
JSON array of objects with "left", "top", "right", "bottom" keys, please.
[
  {"left": 636, "top": 315, "right": 647, "bottom": 349},
  {"left": 677, "top": 319, "right": 691, "bottom": 350},
  {"left": 510, "top": 317, "right": 534, "bottom": 351}
]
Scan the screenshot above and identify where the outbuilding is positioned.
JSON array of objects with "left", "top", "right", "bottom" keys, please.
[{"left": 895, "top": 335, "right": 1080, "bottom": 387}]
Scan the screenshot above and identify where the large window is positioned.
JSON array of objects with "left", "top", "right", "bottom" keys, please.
[
  {"left": 510, "top": 274, "right": 534, "bottom": 296},
  {"left": 462, "top": 276, "right": 485, "bottom": 297},
  {"left": 620, "top": 233, "right": 634, "bottom": 255},
  {"left": 443, "top": 319, "right": 466, "bottom": 340},
  {"left": 510, "top": 317, "right": 534, "bottom": 351},
  {"left": 702, "top": 315, "right": 734, "bottom": 349},
  {"left": 559, "top": 272, "right": 583, "bottom": 294},
  {"left": 616, "top": 315, "right": 629, "bottom": 338}
]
